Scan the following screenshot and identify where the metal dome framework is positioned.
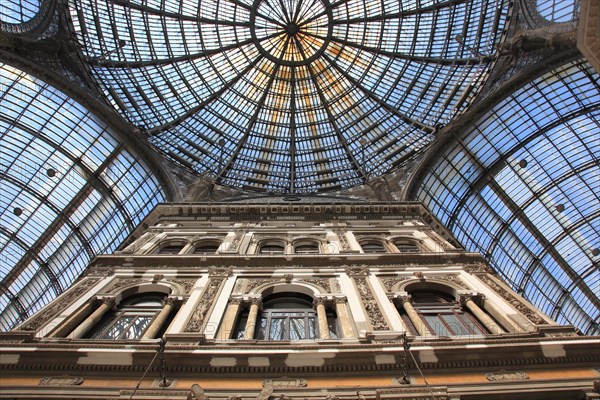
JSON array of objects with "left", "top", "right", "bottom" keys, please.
[
  {"left": 0, "top": 64, "right": 166, "bottom": 330},
  {"left": 71, "top": 0, "right": 509, "bottom": 193},
  {"left": 414, "top": 59, "right": 600, "bottom": 335}
]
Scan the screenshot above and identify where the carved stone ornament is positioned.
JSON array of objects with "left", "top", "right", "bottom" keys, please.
[
  {"left": 462, "top": 263, "right": 490, "bottom": 274},
  {"left": 21, "top": 278, "right": 101, "bottom": 331},
  {"left": 300, "top": 278, "right": 332, "bottom": 293},
  {"left": 354, "top": 277, "right": 389, "bottom": 330},
  {"left": 283, "top": 274, "right": 294, "bottom": 283},
  {"left": 257, "top": 379, "right": 274, "bottom": 400},
  {"left": 345, "top": 265, "right": 370, "bottom": 277},
  {"left": 184, "top": 277, "right": 225, "bottom": 332},
  {"left": 209, "top": 266, "right": 233, "bottom": 278},
  {"left": 381, "top": 276, "right": 411, "bottom": 292},
  {"left": 85, "top": 265, "right": 115, "bottom": 277},
  {"left": 335, "top": 229, "right": 350, "bottom": 251},
  {"left": 478, "top": 275, "right": 546, "bottom": 325},
  {"left": 262, "top": 377, "right": 308, "bottom": 387},
  {"left": 105, "top": 278, "right": 141, "bottom": 294},
  {"left": 434, "top": 275, "right": 469, "bottom": 290},
  {"left": 167, "top": 279, "right": 196, "bottom": 294},
  {"left": 245, "top": 279, "right": 278, "bottom": 294},
  {"left": 121, "top": 232, "right": 155, "bottom": 253},
  {"left": 485, "top": 370, "right": 529, "bottom": 381},
  {"left": 39, "top": 375, "right": 84, "bottom": 386}
]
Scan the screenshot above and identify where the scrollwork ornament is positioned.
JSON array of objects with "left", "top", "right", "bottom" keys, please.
[
  {"left": 354, "top": 277, "right": 389, "bottom": 330},
  {"left": 184, "top": 278, "right": 225, "bottom": 332},
  {"left": 21, "top": 278, "right": 101, "bottom": 331}
]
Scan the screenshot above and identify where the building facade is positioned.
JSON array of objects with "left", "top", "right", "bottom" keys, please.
[{"left": 1, "top": 199, "right": 599, "bottom": 399}]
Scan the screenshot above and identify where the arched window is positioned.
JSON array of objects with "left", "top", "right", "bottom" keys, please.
[
  {"left": 360, "top": 241, "right": 386, "bottom": 253},
  {"left": 294, "top": 242, "right": 320, "bottom": 254},
  {"left": 193, "top": 241, "right": 220, "bottom": 254},
  {"left": 393, "top": 239, "right": 420, "bottom": 253},
  {"left": 256, "top": 293, "right": 317, "bottom": 340},
  {"left": 259, "top": 241, "right": 285, "bottom": 254},
  {"left": 157, "top": 242, "right": 186, "bottom": 254},
  {"left": 400, "top": 290, "right": 488, "bottom": 336},
  {"left": 87, "top": 293, "right": 167, "bottom": 340}
]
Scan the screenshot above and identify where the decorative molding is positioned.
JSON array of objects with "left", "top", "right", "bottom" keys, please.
[
  {"left": 39, "top": 375, "right": 84, "bottom": 386},
  {"left": 300, "top": 278, "right": 332, "bottom": 293},
  {"left": 345, "top": 265, "right": 370, "bottom": 277},
  {"left": 462, "top": 263, "right": 491, "bottom": 274},
  {"left": 208, "top": 266, "right": 233, "bottom": 277},
  {"left": 105, "top": 278, "right": 141, "bottom": 294},
  {"left": 245, "top": 279, "right": 278, "bottom": 294},
  {"left": 184, "top": 277, "right": 226, "bottom": 332},
  {"left": 353, "top": 277, "right": 389, "bottom": 330},
  {"left": 121, "top": 232, "right": 155, "bottom": 253},
  {"left": 20, "top": 278, "right": 101, "bottom": 331},
  {"left": 478, "top": 275, "right": 546, "bottom": 325},
  {"left": 166, "top": 279, "right": 196, "bottom": 295},
  {"left": 485, "top": 369, "right": 529, "bottom": 381},
  {"left": 85, "top": 265, "right": 115, "bottom": 277},
  {"left": 380, "top": 276, "right": 411, "bottom": 292},
  {"left": 334, "top": 229, "right": 350, "bottom": 251},
  {"left": 257, "top": 379, "right": 273, "bottom": 400},
  {"left": 262, "top": 377, "right": 308, "bottom": 387},
  {"left": 434, "top": 275, "right": 469, "bottom": 290}
]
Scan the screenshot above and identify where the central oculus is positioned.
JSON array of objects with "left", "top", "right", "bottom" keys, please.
[{"left": 250, "top": 0, "right": 333, "bottom": 66}]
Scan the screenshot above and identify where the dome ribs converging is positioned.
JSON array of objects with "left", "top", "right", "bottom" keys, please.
[{"left": 72, "top": 0, "right": 509, "bottom": 192}]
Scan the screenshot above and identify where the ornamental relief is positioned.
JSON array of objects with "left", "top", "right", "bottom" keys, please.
[
  {"left": 478, "top": 275, "right": 546, "bottom": 325},
  {"left": 299, "top": 278, "right": 332, "bottom": 293},
  {"left": 334, "top": 229, "right": 350, "bottom": 251},
  {"left": 380, "top": 276, "right": 412, "bottom": 292},
  {"left": 166, "top": 279, "right": 196, "bottom": 295},
  {"left": 432, "top": 275, "right": 469, "bottom": 290},
  {"left": 21, "top": 278, "right": 101, "bottom": 331},
  {"left": 184, "top": 277, "right": 226, "bottom": 332},
  {"left": 354, "top": 277, "right": 389, "bottom": 330},
  {"left": 104, "top": 279, "right": 142, "bottom": 294},
  {"left": 244, "top": 279, "right": 279, "bottom": 294}
]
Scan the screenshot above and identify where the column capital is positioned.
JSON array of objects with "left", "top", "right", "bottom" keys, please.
[
  {"left": 389, "top": 292, "right": 412, "bottom": 304},
  {"left": 243, "top": 295, "right": 262, "bottom": 307},
  {"left": 459, "top": 292, "right": 485, "bottom": 307},
  {"left": 95, "top": 296, "right": 116, "bottom": 308},
  {"left": 163, "top": 296, "right": 180, "bottom": 306}
]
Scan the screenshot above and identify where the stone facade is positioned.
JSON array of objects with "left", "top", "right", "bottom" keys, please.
[{"left": 1, "top": 201, "right": 598, "bottom": 400}]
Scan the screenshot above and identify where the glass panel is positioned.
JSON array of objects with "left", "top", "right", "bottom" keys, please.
[
  {"left": 415, "top": 60, "right": 600, "bottom": 335},
  {"left": 268, "top": 318, "right": 286, "bottom": 340},
  {"left": 256, "top": 317, "right": 268, "bottom": 340},
  {"left": 100, "top": 316, "right": 135, "bottom": 339},
  {"left": 289, "top": 317, "right": 306, "bottom": 340},
  {"left": 123, "top": 315, "right": 153, "bottom": 339}
]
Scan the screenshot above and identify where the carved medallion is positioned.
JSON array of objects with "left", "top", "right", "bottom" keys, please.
[
  {"left": 39, "top": 375, "right": 84, "bottom": 386},
  {"left": 485, "top": 370, "right": 529, "bottom": 381}
]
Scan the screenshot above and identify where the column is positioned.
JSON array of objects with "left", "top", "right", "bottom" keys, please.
[
  {"left": 481, "top": 298, "right": 521, "bottom": 333},
  {"left": 397, "top": 294, "right": 436, "bottom": 337},
  {"left": 314, "top": 297, "right": 330, "bottom": 339},
  {"left": 243, "top": 297, "right": 262, "bottom": 340},
  {"left": 460, "top": 293, "right": 504, "bottom": 335},
  {"left": 48, "top": 300, "right": 95, "bottom": 338},
  {"left": 216, "top": 297, "right": 242, "bottom": 340},
  {"left": 68, "top": 297, "right": 116, "bottom": 339},
  {"left": 142, "top": 297, "right": 177, "bottom": 340},
  {"left": 334, "top": 296, "right": 355, "bottom": 339}
]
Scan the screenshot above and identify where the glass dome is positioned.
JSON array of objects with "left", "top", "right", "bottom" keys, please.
[
  {"left": 415, "top": 60, "right": 600, "bottom": 335},
  {"left": 70, "top": 0, "right": 509, "bottom": 193},
  {"left": 0, "top": 64, "right": 166, "bottom": 330}
]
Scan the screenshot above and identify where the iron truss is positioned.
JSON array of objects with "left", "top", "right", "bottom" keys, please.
[{"left": 71, "top": 0, "right": 509, "bottom": 193}]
